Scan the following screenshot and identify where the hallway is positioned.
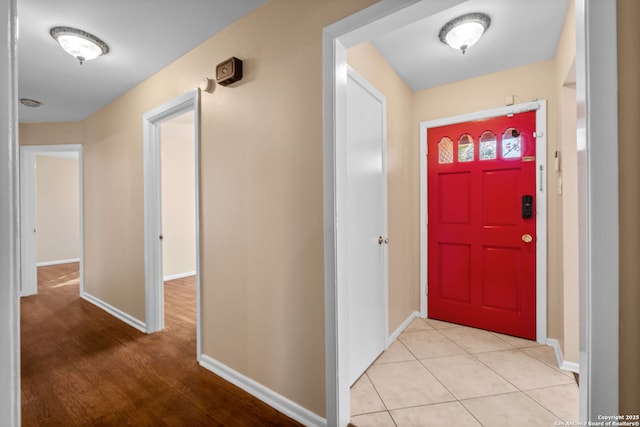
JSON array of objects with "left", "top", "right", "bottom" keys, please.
[
  {"left": 21, "top": 263, "right": 302, "bottom": 426},
  {"left": 351, "top": 318, "right": 578, "bottom": 426}
]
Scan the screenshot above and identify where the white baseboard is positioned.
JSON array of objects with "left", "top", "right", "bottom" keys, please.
[
  {"left": 560, "top": 359, "right": 580, "bottom": 373},
  {"left": 37, "top": 258, "right": 80, "bottom": 267},
  {"left": 547, "top": 338, "right": 580, "bottom": 373},
  {"left": 81, "top": 292, "right": 147, "bottom": 333},
  {"left": 199, "top": 354, "right": 326, "bottom": 427},
  {"left": 387, "top": 310, "right": 420, "bottom": 346},
  {"left": 163, "top": 271, "right": 196, "bottom": 282}
]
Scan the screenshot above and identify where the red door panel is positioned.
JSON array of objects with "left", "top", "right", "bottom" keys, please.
[
  {"left": 439, "top": 172, "right": 471, "bottom": 224},
  {"left": 440, "top": 243, "right": 471, "bottom": 302},
  {"left": 483, "top": 169, "right": 520, "bottom": 225},
  {"left": 427, "top": 111, "right": 536, "bottom": 340}
]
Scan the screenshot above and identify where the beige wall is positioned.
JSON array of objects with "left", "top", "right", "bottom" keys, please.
[
  {"left": 560, "top": 84, "right": 578, "bottom": 364},
  {"left": 19, "top": 121, "right": 84, "bottom": 266},
  {"left": 347, "top": 42, "right": 419, "bottom": 334},
  {"left": 160, "top": 113, "right": 196, "bottom": 279},
  {"left": 19, "top": 121, "right": 84, "bottom": 147},
  {"left": 617, "top": 0, "right": 640, "bottom": 413},
  {"left": 61, "top": 0, "right": 378, "bottom": 416},
  {"left": 556, "top": 0, "right": 579, "bottom": 365},
  {"left": 35, "top": 155, "right": 79, "bottom": 264}
]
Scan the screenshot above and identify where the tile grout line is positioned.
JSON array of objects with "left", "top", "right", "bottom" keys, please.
[
  {"left": 355, "top": 372, "right": 399, "bottom": 426},
  {"left": 522, "top": 386, "right": 577, "bottom": 422},
  {"left": 399, "top": 327, "right": 484, "bottom": 425},
  {"left": 352, "top": 319, "right": 577, "bottom": 425},
  {"left": 468, "top": 348, "right": 532, "bottom": 393},
  {"left": 467, "top": 346, "right": 576, "bottom": 418},
  {"left": 415, "top": 355, "right": 487, "bottom": 426}
]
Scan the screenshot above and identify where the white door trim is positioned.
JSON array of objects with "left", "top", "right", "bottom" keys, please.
[
  {"left": 419, "top": 101, "right": 548, "bottom": 343},
  {"left": 19, "top": 144, "right": 84, "bottom": 297},
  {"left": 142, "top": 89, "right": 203, "bottom": 360},
  {"left": 576, "top": 0, "right": 619, "bottom": 419},
  {"left": 323, "top": 0, "right": 619, "bottom": 425},
  {"left": 0, "top": 0, "right": 19, "bottom": 423}
]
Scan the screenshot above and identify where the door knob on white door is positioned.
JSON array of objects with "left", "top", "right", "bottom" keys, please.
[{"left": 378, "top": 236, "right": 389, "bottom": 245}]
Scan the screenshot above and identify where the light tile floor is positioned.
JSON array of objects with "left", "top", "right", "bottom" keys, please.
[{"left": 351, "top": 318, "right": 578, "bottom": 427}]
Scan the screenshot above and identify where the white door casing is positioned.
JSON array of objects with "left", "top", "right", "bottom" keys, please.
[
  {"left": 346, "top": 67, "right": 389, "bottom": 386},
  {"left": 322, "top": 2, "right": 467, "bottom": 424},
  {"left": 576, "top": 0, "right": 619, "bottom": 419},
  {"left": 19, "top": 145, "right": 84, "bottom": 297},
  {"left": 419, "top": 101, "right": 548, "bottom": 343},
  {"left": 0, "top": 0, "right": 19, "bottom": 423},
  {"left": 142, "top": 89, "right": 203, "bottom": 360}
]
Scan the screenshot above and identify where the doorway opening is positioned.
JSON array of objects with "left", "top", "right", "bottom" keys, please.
[
  {"left": 143, "top": 90, "right": 202, "bottom": 360},
  {"left": 323, "top": 0, "right": 619, "bottom": 425},
  {"left": 19, "top": 144, "right": 83, "bottom": 298},
  {"left": 420, "top": 102, "right": 548, "bottom": 343},
  {"left": 159, "top": 110, "right": 198, "bottom": 345}
]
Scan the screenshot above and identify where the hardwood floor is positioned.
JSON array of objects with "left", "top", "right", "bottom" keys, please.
[{"left": 21, "top": 263, "right": 303, "bottom": 426}]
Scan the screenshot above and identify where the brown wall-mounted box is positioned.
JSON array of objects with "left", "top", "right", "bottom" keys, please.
[{"left": 216, "top": 57, "right": 243, "bottom": 86}]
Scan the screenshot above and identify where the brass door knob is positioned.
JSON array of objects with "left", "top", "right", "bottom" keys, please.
[{"left": 522, "top": 234, "right": 533, "bottom": 243}]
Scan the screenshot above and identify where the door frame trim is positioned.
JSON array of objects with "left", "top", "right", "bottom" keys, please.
[
  {"left": 322, "top": 0, "right": 621, "bottom": 424},
  {"left": 1, "top": 1, "right": 19, "bottom": 422},
  {"left": 576, "top": 0, "right": 620, "bottom": 417},
  {"left": 418, "top": 101, "right": 548, "bottom": 343},
  {"left": 19, "top": 144, "right": 84, "bottom": 298},
  {"left": 142, "top": 89, "right": 202, "bottom": 361},
  {"left": 322, "top": 1, "right": 467, "bottom": 424}
]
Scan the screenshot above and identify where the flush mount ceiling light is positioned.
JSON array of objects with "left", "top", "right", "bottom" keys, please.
[
  {"left": 50, "top": 26, "right": 109, "bottom": 65},
  {"left": 438, "top": 13, "right": 491, "bottom": 54},
  {"left": 20, "top": 98, "right": 42, "bottom": 108}
]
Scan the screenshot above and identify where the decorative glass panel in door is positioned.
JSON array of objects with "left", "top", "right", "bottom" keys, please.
[
  {"left": 438, "top": 137, "right": 453, "bottom": 164},
  {"left": 502, "top": 128, "right": 522, "bottom": 159},
  {"left": 458, "top": 134, "right": 474, "bottom": 162},
  {"left": 479, "top": 131, "right": 497, "bottom": 160}
]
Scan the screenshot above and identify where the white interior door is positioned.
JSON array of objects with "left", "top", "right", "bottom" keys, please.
[
  {"left": 19, "top": 148, "right": 37, "bottom": 296},
  {"left": 346, "top": 67, "right": 388, "bottom": 385}
]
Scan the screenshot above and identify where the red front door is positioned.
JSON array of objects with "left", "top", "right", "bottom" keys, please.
[{"left": 427, "top": 111, "right": 537, "bottom": 340}]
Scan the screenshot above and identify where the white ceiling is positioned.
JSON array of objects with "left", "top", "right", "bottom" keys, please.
[
  {"left": 372, "top": 0, "right": 570, "bottom": 91},
  {"left": 18, "top": 0, "right": 266, "bottom": 123},
  {"left": 18, "top": 0, "right": 569, "bottom": 123}
]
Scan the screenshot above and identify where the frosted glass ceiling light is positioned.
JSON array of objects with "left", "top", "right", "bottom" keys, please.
[
  {"left": 20, "top": 98, "right": 42, "bottom": 108},
  {"left": 50, "top": 27, "right": 109, "bottom": 65},
  {"left": 439, "top": 13, "right": 491, "bottom": 54}
]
